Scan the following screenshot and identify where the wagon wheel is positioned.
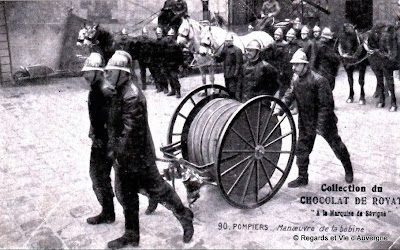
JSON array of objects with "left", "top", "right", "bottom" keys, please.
[
  {"left": 215, "top": 95, "right": 296, "bottom": 209},
  {"left": 13, "top": 71, "right": 29, "bottom": 84},
  {"left": 167, "top": 84, "right": 231, "bottom": 159}
]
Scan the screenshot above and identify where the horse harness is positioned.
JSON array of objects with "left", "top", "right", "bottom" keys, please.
[{"left": 338, "top": 29, "right": 369, "bottom": 66}]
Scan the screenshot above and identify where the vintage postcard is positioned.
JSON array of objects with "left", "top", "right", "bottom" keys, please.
[{"left": 0, "top": 0, "right": 399, "bottom": 249}]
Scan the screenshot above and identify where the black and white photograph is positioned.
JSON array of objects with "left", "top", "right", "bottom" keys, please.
[{"left": 0, "top": 0, "right": 399, "bottom": 249}]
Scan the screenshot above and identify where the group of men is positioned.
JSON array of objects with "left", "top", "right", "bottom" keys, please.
[
  {"left": 214, "top": 22, "right": 353, "bottom": 189},
  {"left": 272, "top": 24, "right": 340, "bottom": 94},
  {"left": 82, "top": 50, "right": 193, "bottom": 249},
  {"left": 113, "top": 26, "right": 185, "bottom": 99}
]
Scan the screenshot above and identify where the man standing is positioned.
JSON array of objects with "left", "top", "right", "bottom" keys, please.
[
  {"left": 163, "top": 28, "right": 184, "bottom": 98},
  {"left": 272, "top": 28, "right": 290, "bottom": 98},
  {"left": 104, "top": 50, "right": 194, "bottom": 249},
  {"left": 312, "top": 25, "right": 322, "bottom": 42},
  {"left": 277, "top": 49, "right": 353, "bottom": 188},
  {"left": 214, "top": 33, "right": 243, "bottom": 99},
  {"left": 298, "top": 26, "right": 316, "bottom": 68},
  {"left": 153, "top": 27, "right": 169, "bottom": 93},
  {"left": 135, "top": 27, "right": 154, "bottom": 90},
  {"left": 314, "top": 27, "right": 340, "bottom": 90},
  {"left": 241, "top": 40, "right": 280, "bottom": 102},
  {"left": 82, "top": 53, "right": 115, "bottom": 226}
]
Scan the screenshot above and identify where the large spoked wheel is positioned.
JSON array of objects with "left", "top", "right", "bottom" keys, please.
[
  {"left": 215, "top": 95, "right": 296, "bottom": 209},
  {"left": 167, "top": 84, "right": 231, "bottom": 159}
]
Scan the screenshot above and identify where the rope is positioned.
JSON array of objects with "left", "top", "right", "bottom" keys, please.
[{"left": 345, "top": 54, "right": 370, "bottom": 66}]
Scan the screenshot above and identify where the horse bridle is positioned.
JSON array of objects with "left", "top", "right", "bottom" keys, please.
[{"left": 201, "top": 26, "right": 225, "bottom": 55}]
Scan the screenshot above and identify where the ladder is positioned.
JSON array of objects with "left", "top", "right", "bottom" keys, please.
[{"left": 0, "top": 1, "right": 12, "bottom": 85}]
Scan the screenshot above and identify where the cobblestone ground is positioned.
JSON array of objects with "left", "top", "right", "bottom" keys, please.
[{"left": 0, "top": 67, "right": 399, "bottom": 249}]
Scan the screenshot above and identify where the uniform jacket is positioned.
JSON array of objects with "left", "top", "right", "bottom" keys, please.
[
  {"left": 113, "top": 35, "right": 134, "bottom": 53},
  {"left": 242, "top": 58, "right": 280, "bottom": 102},
  {"left": 108, "top": 79, "right": 157, "bottom": 170},
  {"left": 174, "top": 0, "right": 188, "bottom": 18},
  {"left": 314, "top": 40, "right": 340, "bottom": 80},
  {"left": 162, "top": 36, "right": 184, "bottom": 69},
  {"left": 282, "top": 70, "right": 338, "bottom": 135},
  {"left": 215, "top": 44, "right": 243, "bottom": 79},
  {"left": 152, "top": 37, "right": 165, "bottom": 64},
  {"left": 88, "top": 78, "right": 110, "bottom": 142},
  {"left": 134, "top": 36, "right": 154, "bottom": 64},
  {"left": 298, "top": 38, "right": 316, "bottom": 68}
]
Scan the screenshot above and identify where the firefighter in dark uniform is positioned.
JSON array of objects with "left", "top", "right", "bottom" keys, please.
[
  {"left": 163, "top": 28, "right": 184, "bottom": 98},
  {"left": 104, "top": 50, "right": 194, "bottom": 249},
  {"left": 284, "top": 28, "right": 301, "bottom": 90},
  {"left": 314, "top": 27, "right": 340, "bottom": 90},
  {"left": 114, "top": 28, "right": 132, "bottom": 52},
  {"left": 153, "top": 27, "right": 169, "bottom": 93},
  {"left": 81, "top": 53, "right": 115, "bottom": 226},
  {"left": 214, "top": 33, "right": 244, "bottom": 100},
  {"left": 272, "top": 28, "right": 290, "bottom": 98},
  {"left": 312, "top": 25, "right": 322, "bottom": 42},
  {"left": 135, "top": 27, "right": 154, "bottom": 90},
  {"left": 276, "top": 49, "right": 354, "bottom": 188},
  {"left": 172, "top": 0, "right": 188, "bottom": 33},
  {"left": 298, "top": 26, "right": 316, "bottom": 68},
  {"left": 241, "top": 40, "right": 280, "bottom": 102}
]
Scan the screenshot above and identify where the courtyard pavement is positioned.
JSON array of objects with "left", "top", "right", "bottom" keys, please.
[{"left": 0, "top": 67, "right": 399, "bottom": 249}]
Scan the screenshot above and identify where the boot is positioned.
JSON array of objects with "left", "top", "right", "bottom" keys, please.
[
  {"left": 177, "top": 208, "right": 194, "bottom": 243},
  {"left": 344, "top": 163, "right": 354, "bottom": 183},
  {"left": 167, "top": 90, "right": 176, "bottom": 96},
  {"left": 163, "top": 87, "right": 169, "bottom": 94},
  {"left": 176, "top": 89, "right": 181, "bottom": 99},
  {"left": 287, "top": 174, "right": 308, "bottom": 188},
  {"left": 145, "top": 199, "right": 158, "bottom": 215},
  {"left": 288, "top": 166, "right": 308, "bottom": 188},
  {"left": 87, "top": 205, "right": 115, "bottom": 225},
  {"left": 107, "top": 230, "right": 139, "bottom": 249}
]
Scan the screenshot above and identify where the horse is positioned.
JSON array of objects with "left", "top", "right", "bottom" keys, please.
[
  {"left": 198, "top": 25, "right": 275, "bottom": 56},
  {"left": 337, "top": 22, "right": 369, "bottom": 105},
  {"left": 77, "top": 23, "right": 115, "bottom": 63},
  {"left": 177, "top": 18, "right": 216, "bottom": 90},
  {"left": 364, "top": 22, "right": 398, "bottom": 112}
]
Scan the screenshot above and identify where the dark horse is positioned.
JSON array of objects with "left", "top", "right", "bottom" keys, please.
[
  {"left": 337, "top": 23, "right": 369, "bottom": 105},
  {"left": 364, "top": 22, "right": 398, "bottom": 112},
  {"left": 78, "top": 23, "right": 115, "bottom": 63}
]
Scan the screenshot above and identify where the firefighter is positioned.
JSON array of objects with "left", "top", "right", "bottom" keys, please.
[
  {"left": 135, "top": 27, "right": 154, "bottom": 90},
  {"left": 153, "top": 27, "right": 169, "bottom": 93},
  {"left": 273, "top": 28, "right": 291, "bottom": 98},
  {"left": 163, "top": 28, "right": 184, "bottom": 98},
  {"left": 312, "top": 25, "right": 322, "bottom": 42},
  {"left": 114, "top": 28, "right": 132, "bottom": 52},
  {"left": 261, "top": 0, "right": 281, "bottom": 19},
  {"left": 285, "top": 28, "right": 301, "bottom": 81},
  {"left": 214, "top": 32, "right": 244, "bottom": 100},
  {"left": 81, "top": 52, "right": 115, "bottom": 226},
  {"left": 276, "top": 49, "right": 353, "bottom": 188},
  {"left": 298, "top": 26, "right": 316, "bottom": 68},
  {"left": 241, "top": 40, "right": 280, "bottom": 102},
  {"left": 104, "top": 50, "right": 194, "bottom": 248},
  {"left": 314, "top": 27, "right": 340, "bottom": 90},
  {"left": 174, "top": 0, "right": 188, "bottom": 19},
  {"left": 169, "top": 0, "right": 188, "bottom": 35}
]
